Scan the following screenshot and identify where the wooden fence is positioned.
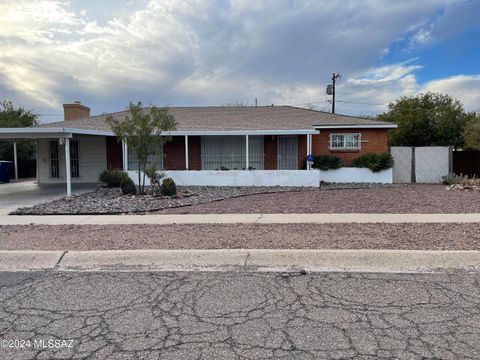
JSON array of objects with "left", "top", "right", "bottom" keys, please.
[{"left": 453, "top": 151, "right": 480, "bottom": 178}]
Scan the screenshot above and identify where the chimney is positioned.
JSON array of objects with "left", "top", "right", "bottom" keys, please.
[{"left": 63, "top": 101, "right": 90, "bottom": 121}]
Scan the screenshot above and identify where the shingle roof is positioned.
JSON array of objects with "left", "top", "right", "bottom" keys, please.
[{"left": 37, "top": 105, "right": 392, "bottom": 132}]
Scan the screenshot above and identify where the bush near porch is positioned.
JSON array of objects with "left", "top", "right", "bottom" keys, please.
[{"left": 303, "top": 152, "right": 394, "bottom": 172}]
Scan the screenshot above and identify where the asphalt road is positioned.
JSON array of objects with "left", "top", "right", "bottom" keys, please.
[{"left": 0, "top": 271, "right": 479, "bottom": 359}]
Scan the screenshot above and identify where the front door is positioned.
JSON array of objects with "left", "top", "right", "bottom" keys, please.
[{"left": 277, "top": 136, "right": 298, "bottom": 170}]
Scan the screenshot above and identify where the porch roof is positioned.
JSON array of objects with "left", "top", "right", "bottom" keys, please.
[
  {"left": 0, "top": 127, "right": 112, "bottom": 140},
  {"left": 0, "top": 127, "right": 319, "bottom": 139}
]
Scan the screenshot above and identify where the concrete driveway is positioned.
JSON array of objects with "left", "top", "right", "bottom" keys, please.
[{"left": 0, "top": 181, "right": 96, "bottom": 215}]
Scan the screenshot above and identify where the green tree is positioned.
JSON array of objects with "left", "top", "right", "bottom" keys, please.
[
  {"left": 378, "top": 92, "right": 475, "bottom": 148},
  {"left": 0, "top": 100, "right": 38, "bottom": 164},
  {"left": 463, "top": 116, "right": 480, "bottom": 150},
  {"left": 106, "top": 102, "right": 177, "bottom": 194}
]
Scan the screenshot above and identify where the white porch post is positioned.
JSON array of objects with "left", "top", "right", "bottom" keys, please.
[
  {"left": 65, "top": 138, "right": 71, "bottom": 197},
  {"left": 185, "top": 135, "right": 189, "bottom": 170},
  {"left": 13, "top": 141, "right": 18, "bottom": 181},
  {"left": 307, "top": 134, "right": 312, "bottom": 170},
  {"left": 122, "top": 138, "right": 128, "bottom": 171},
  {"left": 245, "top": 135, "right": 249, "bottom": 170}
]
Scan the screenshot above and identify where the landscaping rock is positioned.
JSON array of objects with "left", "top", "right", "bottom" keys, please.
[{"left": 11, "top": 186, "right": 317, "bottom": 215}]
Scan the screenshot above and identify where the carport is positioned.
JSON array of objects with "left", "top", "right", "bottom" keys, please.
[
  {"left": 0, "top": 181, "right": 96, "bottom": 215},
  {"left": 0, "top": 127, "right": 111, "bottom": 196}
]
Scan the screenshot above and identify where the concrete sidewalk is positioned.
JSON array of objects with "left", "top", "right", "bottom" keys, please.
[
  {"left": 1, "top": 249, "right": 480, "bottom": 273},
  {"left": 1, "top": 213, "right": 480, "bottom": 225}
]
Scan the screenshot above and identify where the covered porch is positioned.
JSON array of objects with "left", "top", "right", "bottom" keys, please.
[
  {"left": 124, "top": 130, "right": 320, "bottom": 187},
  {"left": 125, "top": 130, "right": 318, "bottom": 172}
]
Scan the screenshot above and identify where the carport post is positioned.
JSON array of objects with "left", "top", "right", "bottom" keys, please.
[
  {"left": 13, "top": 141, "right": 18, "bottom": 181},
  {"left": 65, "top": 138, "right": 71, "bottom": 197}
]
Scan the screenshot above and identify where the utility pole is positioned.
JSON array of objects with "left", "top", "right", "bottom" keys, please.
[{"left": 331, "top": 73, "right": 341, "bottom": 114}]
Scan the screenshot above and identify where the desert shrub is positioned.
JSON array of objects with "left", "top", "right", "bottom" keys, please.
[
  {"left": 352, "top": 153, "right": 394, "bottom": 172},
  {"left": 144, "top": 167, "right": 164, "bottom": 195},
  {"left": 312, "top": 155, "right": 343, "bottom": 171},
  {"left": 162, "top": 177, "right": 177, "bottom": 196},
  {"left": 462, "top": 176, "right": 480, "bottom": 186},
  {"left": 441, "top": 173, "right": 466, "bottom": 185},
  {"left": 120, "top": 177, "right": 137, "bottom": 195},
  {"left": 99, "top": 169, "right": 129, "bottom": 187}
]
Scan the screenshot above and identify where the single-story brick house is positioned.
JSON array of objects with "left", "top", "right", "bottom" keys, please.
[{"left": 0, "top": 102, "right": 396, "bottom": 195}]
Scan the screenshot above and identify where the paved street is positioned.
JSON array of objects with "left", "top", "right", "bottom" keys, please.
[{"left": 0, "top": 270, "right": 479, "bottom": 359}]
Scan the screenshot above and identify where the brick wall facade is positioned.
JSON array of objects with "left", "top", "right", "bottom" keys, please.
[
  {"left": 163, "top": 136, "right": 186, "bottom": 170},
  {"left": 187, "top": 136, "right": 202, "bottom": 170},
  {"left": 298, "top": 135, "right": 307, "bottom": 169},
  {"left": 106, "top": 136, "right": 123, "bottom": 170},
  {"left": 312, "top": 129, "right": 389, "bottom": 165},
  {"left": 264, "top": 136, "right": 277, "bottom": 170}
]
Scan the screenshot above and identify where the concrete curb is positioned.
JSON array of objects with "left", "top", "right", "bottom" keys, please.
[
  {"left": 1, "top": 249, "right": 480, "bottom": 273},
  {"left": 0, "top": 250, "right": 65, "bottom": 271},
  {"left": 1, "top": 213, "right": 480, "bottom": 225}
]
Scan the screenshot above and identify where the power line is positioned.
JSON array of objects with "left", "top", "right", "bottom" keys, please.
[
  {"left": 335, "top": 100, "right": 386, "bottom": 106},
  {"left": 290, "top": 100, "right": 330, "bottom": 107}
]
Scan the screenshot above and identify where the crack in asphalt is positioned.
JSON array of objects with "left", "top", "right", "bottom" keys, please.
[
  {"left": 0, "top": 271, "right": 479, "bottom": 359},
  {"left": 54, "top": 251, "right": 69, "bottom": 269}
]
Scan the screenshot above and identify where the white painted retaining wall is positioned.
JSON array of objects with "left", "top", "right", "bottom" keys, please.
[
  {"left": 128, "top": 170, "right": 321, "bottom": 187},
  {"left": 318, "top": 168, "right": 393, "bottom": 184},
  {"left": 128, "top": 168, "right": 393, "bottom": 187}
]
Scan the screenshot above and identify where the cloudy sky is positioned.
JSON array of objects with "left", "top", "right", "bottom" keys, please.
[{"left": 0, "top": 0, "right": 479, "bottom": 123}]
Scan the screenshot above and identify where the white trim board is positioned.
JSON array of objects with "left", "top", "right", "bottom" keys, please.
[{"left": 314, "top": 124, "right": 397, "bottom": 129}]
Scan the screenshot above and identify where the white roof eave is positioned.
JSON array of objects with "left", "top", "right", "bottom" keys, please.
[{"left": 313, "top": 124, "right": 397, "bottom": 129}]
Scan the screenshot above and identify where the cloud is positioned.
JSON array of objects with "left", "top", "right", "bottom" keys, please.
[
  {"left": 424, "top": 75, "right": 480, "bottom": 111},
  {"left": 0, "top": 0, "right": 478, "bottom": 121}
]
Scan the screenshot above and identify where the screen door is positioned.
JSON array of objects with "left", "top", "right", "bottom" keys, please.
[{"left": 277, "top": 136, "right": 298, "bottom": 170}]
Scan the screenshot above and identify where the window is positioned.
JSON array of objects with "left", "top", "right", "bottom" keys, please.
[
  {"left": 50, "top": 140, "right": 80, "bottom": 178},
  {"left": 329, "top": 133, "right": 361, "bottom": 150},
  {"left": 201, "top": 136, "right": 264, "bottom": 170},
  {"left": 50, "top": 140, "right": 59, "bottom": 178},
  {"left": 70, "top": 140, "right": 79, "bottom": 178},
  {"left": 127, "top": 142, "right": 163, "bottom": 171}
]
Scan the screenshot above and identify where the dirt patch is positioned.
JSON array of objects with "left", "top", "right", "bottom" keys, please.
[
  {"left": 155, "top": 184, "right": 480, "bottom": 214},
  {"left": 1, "top": 223, "right": 479, "bottom": 250}
]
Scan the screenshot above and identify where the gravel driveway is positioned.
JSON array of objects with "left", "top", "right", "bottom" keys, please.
[
  {"left": 1, "top": 223, "right": 479, "bottom": 250},
  {"left": 156, "top": 184, "right": 480, "bottom": 214}
]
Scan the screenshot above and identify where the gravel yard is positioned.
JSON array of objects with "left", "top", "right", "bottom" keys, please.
[
  {"left": 8, "top": 184, "right": 480, "bottom": 215},
  {"left": 10, "top": 186, "right": 315, "bottom": 215},
  {"left": 156, "top": 184, "right": 480, "bottom": 214},
  {"left": 0, "top": 223, "right": 479, "bottom": 250}
]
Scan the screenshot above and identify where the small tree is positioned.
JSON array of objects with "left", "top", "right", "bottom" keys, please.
[
  {"left": 464, "top": 116, "right": 480, "bottom": 150},
  {"left": 0, "top": 100, "right": 38, "bottom": 165},
  {"left": 378, "top": 92, "right": 475, "bottom": 149},
  {"left": 107, "top": 102, "right": 176, "bottom": 194}
]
